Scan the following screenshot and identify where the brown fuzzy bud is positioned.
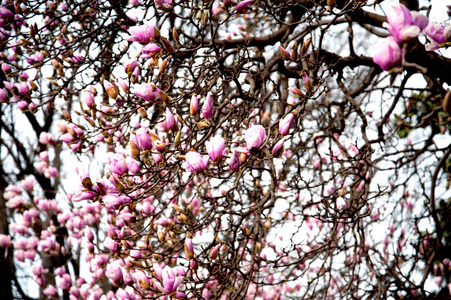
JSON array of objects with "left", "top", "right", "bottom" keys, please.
[
  {"left": 172, "top": 28, "right": 180, "bottom": 44},
  {"left": 159, "top": 59, "right": 168, "bottom": 74},
  {"left": 197, "top": 121, "right": 210, "bottom": 128},
  {"left": 138, "top": 107, "right": 148, "bottom": 118},
  {"left": 301, "top": 38, "right": 311, "bottom": 54},
  {"left": 443, "top": 90, "right": 451, "bottom": 114},
  {"left": 130, "top": 140, "right": 140, "bottom": 158},
  {"left": 196, "top": 10, "right": 203, "bottom": 22}
]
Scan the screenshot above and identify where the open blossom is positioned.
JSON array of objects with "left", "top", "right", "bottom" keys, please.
[
  {"left": 124, "top": 60, "right": 138, "bottom": 76},
  {"left": 185, "top": 151, "right": 209, "bottom": 172},
  {"left": 108, "top": 154, "right": 128, "bottom": 176},
  {"left": 131, "top": 127, "right": 153, "bottom": 151},
  {"left": 245, "top": 125, "right": 266, "bottom": 151},
  {"left": 154, "top": 0, "right": 173, "bottom": 10},
  {"left": 127, "top": 23, "right": 160, "bottom": 43},
  {"left": 154, "top": 264, "right": 185, "bottom": 296},
  {"left": 134, "top": 83, "right": 161, "bottom": 101},
  {"left": 141, "top": 43, "right": 161, "bottom": 59},
  {"left": 384, "top": 3, "right": 420, "bottom": 42},
  {"left": 373, "top": 37, "right": 402, "bottom": 71},
  {"left": 205, "top": 136, "right": 225, "bottom": 163}
]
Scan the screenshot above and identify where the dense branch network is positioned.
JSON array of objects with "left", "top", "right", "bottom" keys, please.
[{"left": 1, "top": 0, "right": 451, "bottom": 299}]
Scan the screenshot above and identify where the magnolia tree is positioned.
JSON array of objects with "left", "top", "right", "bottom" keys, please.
[{"left": 1, "top": 0, "right": 451, "bottom": 299}]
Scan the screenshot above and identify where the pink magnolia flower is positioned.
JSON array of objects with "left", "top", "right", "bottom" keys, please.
[
  {"left": 141, "top": 43, "right": 161, "bottom": 59},
  {"left": 125, "top": 156, "right": 140, "bottom": 174},
  {"left": 373, "top": 37, "right": 402, "bottom": 71},
  {"left": 1, "top": 63, "right": 11, "bottom": 73},
  {"left": 39, "top": 132, "right": 54, "bottom": 145},
  {"left": 0, "top": 234, "right": 11, "bottom": 247},
  {"left": 71, "top": 190, "right": 97, "bottom": 202},
  {"left": 17, "top": 101, "right": 28, "bottom": 111},
  {"left": 154, "top": 0, "right": 173, "bottom": 10},
  {"left": 134, "top": 83, "right": 160, "bottom": 101},
  {"left": 17, "top": 82, "right": 29, "bottom": 95},
  {"left": 384, "top": 3, "right": 420, "bottom": 42},
  {"left": 105, "top": 262, "right": 123, "bottom": 285},
  {"left": 205, "top": 136, "right": 225, "bottom": 163},
  {"left": 43, "top": 285, "right": 57, "bottom": 297},
  {"left": 131, "top": 127, "right": 153, "bottom": 151},
  {"left": 118, "top": 78, "right": 129, "bottom": 92},
  {"left": 185, "top": 151, "right": 209, "bottom": 172},
  {"left": 279, "top": 113, "right": 295, "bottom": 136},
  {"left": 0, "top": 6, "right": 14, "bottom": 26},
  {"left": 133, "top": 270, "right": 150, "bottom": 289},
  {"left": 245, "top": 125, "right": 266, "bottom": 151},
  {"left": 154, "top": 265, "right": 184, "bottom": 295},
  {"left": 236, "top": 0, "right": 253, "bottom": 13},
  {"left": 0, "top": 88, "right": 7, "bottom": 102},
  {"left": 104, "top": 237, "right": 119, "bottom": 252},
  {"left": 109, "top": 154, "right": 128, "bottom": 176},
  {"left": 124, "top": 60, "right": 138, "bottom": 76},
  {"left": 430, "top": 22, "right": 448, "bottom": 40},
  {"left": 411, "top": 11, "right": 429, "bottom": 32},
  {"left": 164, "top": 107, "right": 177, "bottom": 131},
  {"left": 127, "top": 23, "right": 160, "bottom": 43},
  {"left": 278, "top": 46, "right": 291, "bottom": 60},
  {"left": 202, "top": 92, "right": 213, "bottom": 120}
]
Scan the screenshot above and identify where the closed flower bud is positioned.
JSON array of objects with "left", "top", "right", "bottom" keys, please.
[
  {"left": 190, "top": 94, "right": 199, "bottom": 115},
  {"left": 278, "top": 46, "right": 291, "bottom": 60},
  {"left": 202, "top": 92, "right": 213, "bottom": 120},
  {"left": 272, "top": 138, "right": 285, "bottom": 158},
  {"left": 210, "top": 244, "right": 220, "bottom": 259},
  {"left": 245, "top": 125, "right": 266, "bottom": 152},
  {"left": 229, "top": 149, "right": 240, "bottom": 172},
  {"left": 104, "top": 80, "right": 118, "bottom": 99},
  {"left": 185, "top": 235, "right": 194, "bottom": 260},
  {"left": 130, "top": 140, "right": 140, "bottom": 158},
  {"left": 279, "top": 113, "right": 295, "bottom": 136}
]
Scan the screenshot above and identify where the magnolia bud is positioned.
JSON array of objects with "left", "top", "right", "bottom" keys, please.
[
  {"left": 196, "top": 10, "right": 203, "bottom": 22},
  {"left": 210, "top": 244, "right": 220, "bottom": 259},
  {"left": 158, "top": 231, "right": 165, "bottom": 242},
  {"left": 443, "top": 90, "right": 451, "bottom": 114},
  {"left": 172, "top": 28, "right": 180, "bottom": 43},
  {"left": 61, "top": 108, "right": 71, "bottom": 121},
  {"left": 130, "top": 140, "right": 140, "bottom": 158},
  {"left": 159, "top": 59, "right": 168, "bottom": 74},
  {"left": 174, "top": 131, "right": 181, "bottom": 145},
  {"left": 197, "top": 121, "right": 210, "bottom": 128},
  {"left": 301, "top": 38, "right": 311, "bottom": 54},
  {"left": 138, "top": 107, "right": 148, "bottom": 118}
]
